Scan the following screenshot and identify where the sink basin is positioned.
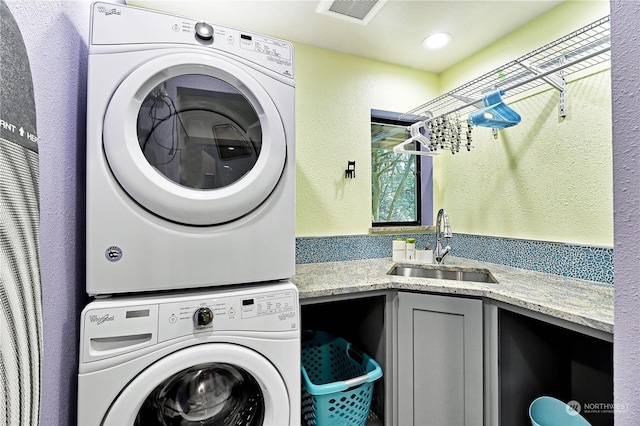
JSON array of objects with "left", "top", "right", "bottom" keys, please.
[{"left": 388, "top": 265, "right": 498, "bottom": 283}]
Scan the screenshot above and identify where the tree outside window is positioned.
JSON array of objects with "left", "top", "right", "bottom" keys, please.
[{"left": 371, "top": 112, "right": 422, "bottom": 226}]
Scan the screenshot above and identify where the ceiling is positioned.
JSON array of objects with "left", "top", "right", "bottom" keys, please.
[{"left": 127, "top": 0, "right": 564, "bottom": 73}]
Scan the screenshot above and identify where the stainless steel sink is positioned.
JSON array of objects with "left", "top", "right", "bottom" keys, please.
[{"left": 388, "top": 265, "right": 498, "bottom": 283}]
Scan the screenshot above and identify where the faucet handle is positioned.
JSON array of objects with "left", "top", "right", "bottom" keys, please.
[{"left": 435, "top": 245, "right": 451, "bottom": 264}]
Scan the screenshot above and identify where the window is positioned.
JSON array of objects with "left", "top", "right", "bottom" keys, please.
[{"left": 371, "top": 110, "right": 432, "bottom": 227}]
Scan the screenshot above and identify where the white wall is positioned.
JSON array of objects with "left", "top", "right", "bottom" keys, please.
[{"left": 610, "top": 1, "right": 640, "bottom": 423}]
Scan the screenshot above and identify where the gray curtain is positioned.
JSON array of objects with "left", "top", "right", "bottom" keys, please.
[{"left": 0, "top": 1, "right": 42, "bottom": 425}]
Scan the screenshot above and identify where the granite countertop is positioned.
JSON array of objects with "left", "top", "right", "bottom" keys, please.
[{"left": 291, "top": 256, "right": 614, "bottom": 334}]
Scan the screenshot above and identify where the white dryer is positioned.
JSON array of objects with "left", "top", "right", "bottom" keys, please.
[
  {"left": 86, "top": 2, "right": 296, "bottom": 295},
  {"left": 77, "top": 282, "right": 300, "bottom": 425}
]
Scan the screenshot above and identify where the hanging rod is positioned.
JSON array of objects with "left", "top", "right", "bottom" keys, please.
[
  {"left": 402, "top": 15, "right": 611, "bottom": 121},
  {"left": 420, "top": 43, "right": 610, "bottom": 126},
  {"left": 394, "top": 46, "right": 610, "bottom": 156},
  {"left": 393, "top": 15, "right": 611, "bottom": 156},
  {"left": 486, "top": 35, "right": 611, "bottom": 95}
]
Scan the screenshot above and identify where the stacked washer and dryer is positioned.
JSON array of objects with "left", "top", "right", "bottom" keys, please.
[{"left": 78, "top": 2, "right": 299, "bottom": 425}]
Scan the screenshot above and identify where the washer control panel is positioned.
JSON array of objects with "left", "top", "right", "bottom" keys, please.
[
  {"left": 157, "top": 288, "right": 298, "bottom": 342},
  {"left": 80, "top": 283, "right": 298, "bottom": 363}
]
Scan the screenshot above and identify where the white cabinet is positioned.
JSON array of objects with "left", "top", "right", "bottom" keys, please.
[{"left": 397, "top": 292, "right": 483, "bottom": 426}]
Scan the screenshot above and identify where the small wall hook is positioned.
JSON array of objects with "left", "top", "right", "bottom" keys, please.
[{"left": 345, "top": 161, "right": 356, "bottom": 179}]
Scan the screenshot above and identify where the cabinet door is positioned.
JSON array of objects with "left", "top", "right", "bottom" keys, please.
[{"left": 397, "top": 292, "right": 483, "bottom": 426}]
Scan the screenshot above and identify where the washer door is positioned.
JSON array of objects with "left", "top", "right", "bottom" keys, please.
[
  {"left": 103, "top": 52, "right": 287, "bottom": 225},
  {"left": 102, "top": 344, "right": 290, "bottom": 425}
]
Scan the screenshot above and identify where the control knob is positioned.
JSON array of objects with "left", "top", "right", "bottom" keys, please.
[
  {"left": 193, "top": 307, "right": 213, "bottom": 328},
  {"left": 195, "top": 22, "right": 214, "bottom": 43}
]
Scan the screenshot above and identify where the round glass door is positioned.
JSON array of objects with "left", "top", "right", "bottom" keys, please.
[
  {"left": 103, "top": 344, "right": 290, "bottom": 425},
  {"left": 137, "top": 74, "right": 262, "bottom": 191},
  {"left": 134, "top": 363, "right": 264, "bottom": 426},
  {"left": 103, "top": 53, "right": 287, "bottom": 225}
]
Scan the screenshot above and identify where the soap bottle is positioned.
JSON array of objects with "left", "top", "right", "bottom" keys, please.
[
  {"left": 405, "top": 238, "right": 416, "bottom": 260},
  {"left": 392, "top": 238, "right": 406, "bottom": 261}
]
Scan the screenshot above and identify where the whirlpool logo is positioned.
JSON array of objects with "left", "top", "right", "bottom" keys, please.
[
  {"left": 89, "top": 314, "right": 115, "bottom": 325},
  {"left": 97, "top": 5, "right": 121, "bottom": 16}
]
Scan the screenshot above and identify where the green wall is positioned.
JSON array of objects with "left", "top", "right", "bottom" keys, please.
[
  {"left": 295, "top": 44, "right": 438, "bottom": 236},
  {"left": 434, "top": 0, "right": 612, "bottom": 246},
  {"left": 295, "top": 0, "right": 613, "bottom": 247}
]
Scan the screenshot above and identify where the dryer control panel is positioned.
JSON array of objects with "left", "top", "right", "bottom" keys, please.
[
  {"left": 80, "top": 282, "right": 299, "bottom": 363},
  {"left": 90, "top": 2, "right": 294, "bottom": 79}
]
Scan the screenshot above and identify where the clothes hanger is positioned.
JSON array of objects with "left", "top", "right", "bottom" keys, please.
[
  {"left": 393, "top": 122, "right": 442, "bottom": 156},
  {"left": 467, "top": 90, "right": 521, "bottom": 129}
]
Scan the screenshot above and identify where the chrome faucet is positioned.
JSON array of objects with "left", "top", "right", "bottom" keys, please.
[{"left": 434, "top": 208, "right": 452, "bottom": 264}]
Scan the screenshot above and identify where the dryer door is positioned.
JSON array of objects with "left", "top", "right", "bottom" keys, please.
[
  {"left": 102, "top": 344, "right": 291, "bottom": 425},
  {"left": 103, "top": 52, "right": 287, "bottom": 226}
]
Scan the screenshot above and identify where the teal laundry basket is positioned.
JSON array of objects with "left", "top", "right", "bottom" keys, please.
[
  {"left": 529, "top": 396, "right": 592, "bottom": 426},
  {"left": 301, "top": 331, "right": 383, "bottom": 426}
]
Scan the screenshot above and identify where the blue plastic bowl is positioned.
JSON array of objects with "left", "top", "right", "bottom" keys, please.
[{"left": 529, "top": 396, "right": 591, "bottom": 426}]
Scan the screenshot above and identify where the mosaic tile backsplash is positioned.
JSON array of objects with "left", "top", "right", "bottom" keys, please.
[{"left": 296, "top": 233, "right": 614, "bottom": 285}]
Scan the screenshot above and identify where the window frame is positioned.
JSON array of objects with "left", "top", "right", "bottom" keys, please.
[{"left": 371, "top": 111, "right": 423, "bottom": 227}]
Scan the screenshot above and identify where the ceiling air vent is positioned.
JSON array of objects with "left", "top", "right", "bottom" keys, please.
[{"left": 316, "top": 0, "right": 388, "bottom": 25}]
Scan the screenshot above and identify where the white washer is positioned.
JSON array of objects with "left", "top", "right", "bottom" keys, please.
[
  {"left": 77, "top": 282, "right": 300, "bottom": 425},
  {"left": 86, "top": 2, "right": 296, "bottom": 295}
]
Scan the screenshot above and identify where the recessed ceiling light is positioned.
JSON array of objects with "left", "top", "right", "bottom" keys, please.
[{"left": 422, "top": 33, "right": 451, "bottom": 49}]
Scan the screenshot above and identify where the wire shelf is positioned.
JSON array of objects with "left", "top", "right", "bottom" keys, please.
[{"left": 403, "top": 15, "right": 611, "bottom": 121}]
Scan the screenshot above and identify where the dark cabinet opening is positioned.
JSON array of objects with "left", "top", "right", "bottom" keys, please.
[
  {"left": 499, "top": 309, "right": 613, "bottom": 426},
  {"left": 301, "top": 294, "right": 387, "bottom": 425}
]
